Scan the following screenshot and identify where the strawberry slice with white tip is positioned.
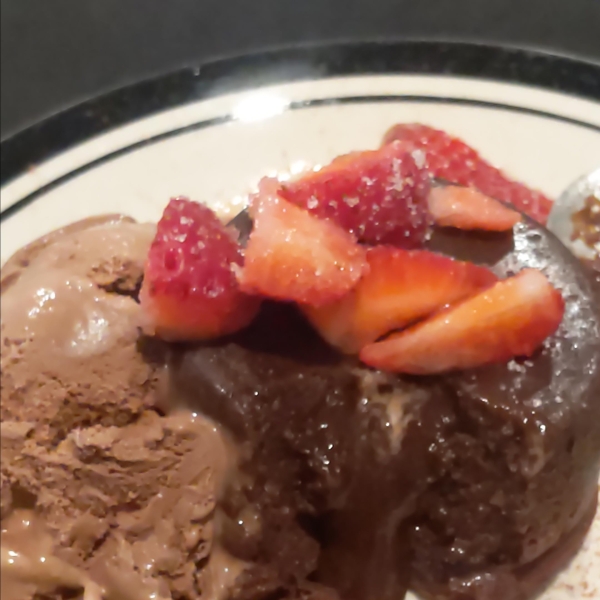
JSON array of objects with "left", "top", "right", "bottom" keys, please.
[
  {"left": 428, "top": 184, "right": 522, "bottom": 231},
  {"left": 238, "top": 189, "right": 368, "bottom": 306},
  {"left": 304, "top": 247, "right": 498, "bottom": 353},
  {"left": 140, "top": 197, "right": 260, "bottom": 341},
  {"left": 360, "top": 269, "right": 564, "bottom": 374}
]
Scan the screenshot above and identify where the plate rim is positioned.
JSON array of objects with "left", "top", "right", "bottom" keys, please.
[{"left": 2, "top": 40, "right": 600, "bottom": 188}]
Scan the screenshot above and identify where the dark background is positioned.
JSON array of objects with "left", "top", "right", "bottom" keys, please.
[{"left": 2, "top": 0, "right": 600, "bottom": 140}]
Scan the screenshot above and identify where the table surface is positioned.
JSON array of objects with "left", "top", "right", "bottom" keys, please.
[{"left": 2, "top": 0, "right": 599, "bottom": 140}]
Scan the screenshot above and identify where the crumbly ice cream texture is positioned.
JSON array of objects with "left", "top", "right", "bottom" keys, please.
[{"left": 0, "top": 216, "right": 235, "bottom": 600}]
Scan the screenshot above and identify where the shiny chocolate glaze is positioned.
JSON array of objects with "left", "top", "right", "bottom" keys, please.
[{"left": 170, "top": 215, "right": 600, "bottom": 599}]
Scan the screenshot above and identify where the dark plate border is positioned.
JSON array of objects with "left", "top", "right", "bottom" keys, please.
[
  {"left": 1, "top": 41, "right": 599, "bottom": 213},
  {"left": 3, "top": 93, "right": 600, "bottom": 223}
]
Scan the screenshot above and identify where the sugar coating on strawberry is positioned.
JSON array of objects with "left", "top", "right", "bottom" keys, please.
[
  {"left": 383, "top": 123, "right": 553, "bottom": 224},
  {"left": 239, "top": 190, "right": 368, "bottom": 306},
  {"left": 360, "top": 269, "right": 564, "bottom": 374},
  {"left": 279, "top": 141, "right": 431, "bottom": 248},
  {"left": 428, "top": 184, "right": 522, "bottom": 231},
  {"left": 140, "top": 197, "right": 260, "bottom": 341},
  {"left": 304, "top": 247, "right": 498, "bottom": 353}
]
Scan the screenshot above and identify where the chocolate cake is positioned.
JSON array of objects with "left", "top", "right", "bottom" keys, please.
[{"left": 169, "top": 214, "right": 600, "bottom": 600}]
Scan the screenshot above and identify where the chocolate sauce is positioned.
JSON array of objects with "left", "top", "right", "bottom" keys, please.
[{"left": 170, "top": 302, "right": 435, "bottom": 599}]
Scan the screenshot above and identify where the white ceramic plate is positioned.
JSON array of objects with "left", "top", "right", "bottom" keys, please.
[{"left": 1, "top": 42, "right": 599, "bottom": 599}]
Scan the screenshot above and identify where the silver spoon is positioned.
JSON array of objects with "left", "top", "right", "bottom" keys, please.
[{"left": 546, "top": 167, "right": 600, "bottom": 259}]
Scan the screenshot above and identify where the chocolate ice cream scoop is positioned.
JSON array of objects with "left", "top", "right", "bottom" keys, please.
[
  {"left": 0, "top": 216, "right": 240, "bottom": 600},
  {"left": 1, "top": 215, "right": 159, "bottom": 441}
]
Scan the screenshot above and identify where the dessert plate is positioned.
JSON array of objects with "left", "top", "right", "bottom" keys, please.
[{"left": 1, "top": 41, "right": 599, "bottom": 599}]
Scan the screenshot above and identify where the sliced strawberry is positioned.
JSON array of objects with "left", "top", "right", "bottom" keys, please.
[
  {"left": 238, "top": 189, "right": 368, "bottom": 306},
  {"left": 279, "top": 141, "right": 431, "bottom": 248},
  {"left": 304, "top": 247, "right": 497, "bottom": 353},
  {"left": 382, "top": 123, "right": 553, "bottom": 224},
  {"left": 428, "top": 184, "right": 522, "bottom": 231},
  {"left": 360, "top": 269, "right": 564, "bottom": 374},
  {"left": 140, "top": 197, "right": 260, "bottom": 341}
]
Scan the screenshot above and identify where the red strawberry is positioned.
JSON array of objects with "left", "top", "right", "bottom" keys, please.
[
  {"left": 140, "top": 197, "right": 260, "bottom": 341},
  {"left": 304, "top": 247, "right": 497, "bottom": 353},
  {"left": 428, "top": 184, "right": 522, "bottom": 231},
  {"left": 279, "top": 141, "right": 431, "bottom": 248},
  {"left": 382, "top": 123, "right": 553, "bottom": 224},
  {"left": 238, "top": 189, "right": 368, "bottom": 305},
  {"left": 360, "top": 269, "right": 564, "bottom": 374}
]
